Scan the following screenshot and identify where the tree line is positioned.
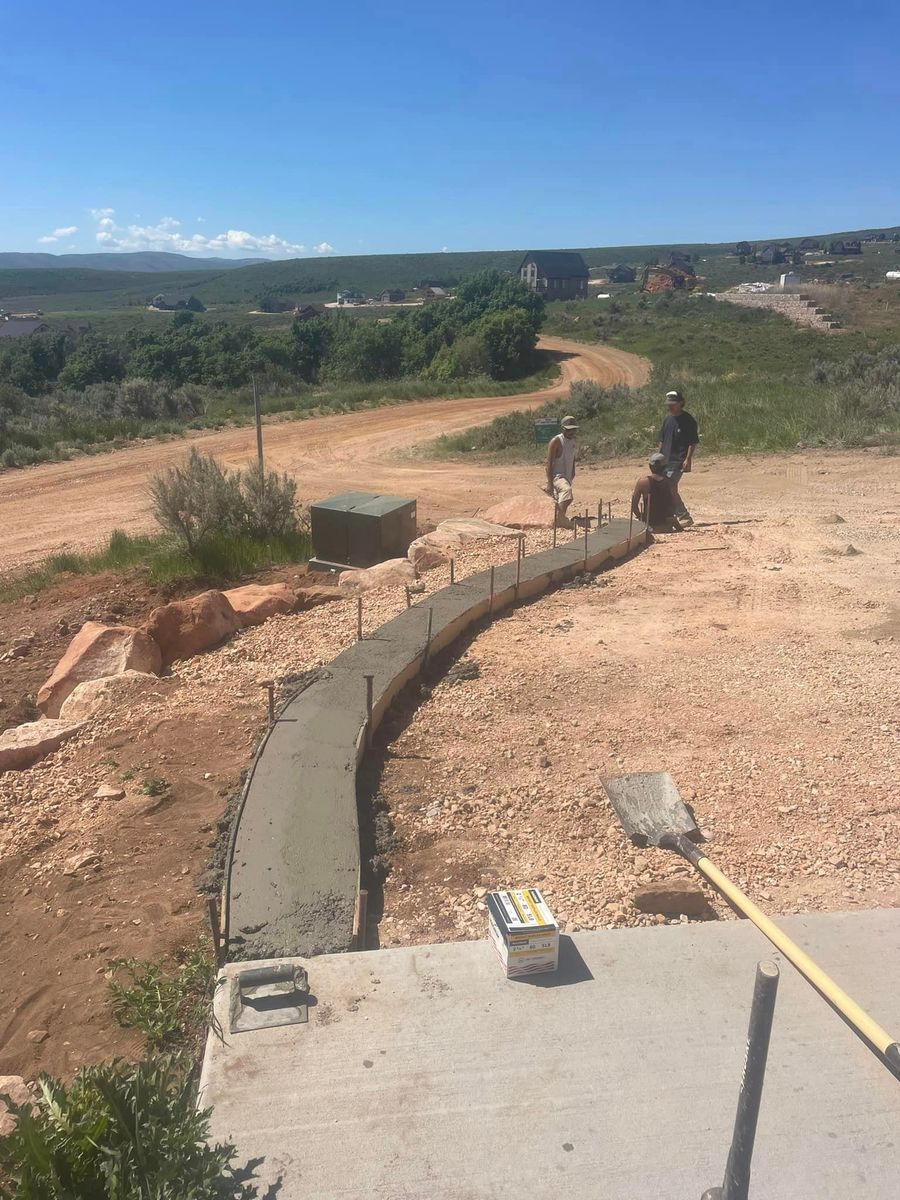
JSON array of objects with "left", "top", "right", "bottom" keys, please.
[{"left": 0, "top": 271, "right": 544, "bottom": 400}]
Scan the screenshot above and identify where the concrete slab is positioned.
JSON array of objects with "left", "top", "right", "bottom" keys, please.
[{"left": 202, "top": 909, "right": 900, "bottom": 1199}]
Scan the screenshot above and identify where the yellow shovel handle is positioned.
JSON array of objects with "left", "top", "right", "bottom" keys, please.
[{"left": 697, "top": 854, "right": 899, "bottom": 1070}]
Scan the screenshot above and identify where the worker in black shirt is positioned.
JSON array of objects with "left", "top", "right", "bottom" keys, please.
[{"left": 657, "top": 389, "right": 699, "bottom": 526}]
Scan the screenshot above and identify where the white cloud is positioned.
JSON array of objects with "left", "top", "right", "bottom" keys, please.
[
  {"left": 313, "top": 242, "right": 335, "bottom": 255},
  {"left": 85, "top": 208, "right": 312, "bottom": 258},
  {"left": 37, "top": 224, "right": 79, "bottom": 245}
]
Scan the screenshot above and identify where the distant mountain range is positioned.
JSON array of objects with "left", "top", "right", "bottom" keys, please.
[{"left": 0, "top": 251, "right": 267, "bottom": 273}]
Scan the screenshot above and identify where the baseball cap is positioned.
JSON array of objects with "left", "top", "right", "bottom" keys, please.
[
  {"left": 649, "top": 452, "right": 667, "bottom": 469},
  {"left": 560, "top": 415, "right": 578, "bottom": 430},
  {"left": 665, "top": 390, "right": 683, "bottom": 402}
]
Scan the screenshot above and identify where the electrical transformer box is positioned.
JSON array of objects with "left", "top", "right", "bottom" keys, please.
[{"left": 309, "top": 491, "right": 417, "bottom": 569}]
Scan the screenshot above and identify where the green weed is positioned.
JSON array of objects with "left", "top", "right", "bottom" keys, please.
[{"left": 107, "top": 942, "right": 216, "bottom": 1053}]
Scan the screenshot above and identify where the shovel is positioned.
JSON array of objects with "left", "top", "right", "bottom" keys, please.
[{"left": 602, "top": 771, "right": 900, "bottom": 1079}]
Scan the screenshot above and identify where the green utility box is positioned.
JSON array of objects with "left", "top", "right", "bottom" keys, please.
[
  {"left": 309, "top": 491, "right": 417, "bottom": 569},
  {"left": 534, "top": 418, "right": 561, "bottom": 443}
]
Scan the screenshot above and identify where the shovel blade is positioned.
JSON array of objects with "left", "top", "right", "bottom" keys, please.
[{"left": 601, "top": 771, "right": 700, "bottom": 846}]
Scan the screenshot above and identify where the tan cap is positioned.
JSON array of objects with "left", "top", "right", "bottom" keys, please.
[{"left": 560, "top": 415, "right": 578, "bottom": 430}]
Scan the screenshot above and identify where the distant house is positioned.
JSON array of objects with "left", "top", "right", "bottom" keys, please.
[
  {"left": 668, "top": 253, "right": 696, "bottom": 276},
  {"left": 150, "top": 293, "right": 206, "bottom": 312},
  {"left": 379, "top": 289, "right": 406, "bottom": 303},
  {"left": 758, "top": 245, "right": 786, "bottom": 265},
  {"left": 519, "top": 250, "right": 589, "bottom": 300},
  {"left": 605, "top": 264, "right": 636, "bottom": 284},
  {"left": 829, "top": 239, "right": 862, "bottom": 255},
  {"left": 293, "top": 304, "right": 324, "bottom": 321},
  {"left": 422, "top": 286, "right": 449, "bottom": 301},
  {"left": 0, "top": 316, "right": 50, "bottom": 338},
  {"left": 336, "top": 290, "right": 363, "bottom": 305},
  {"left": 735, "top": 241, "right": 753, "bottom": 257},
  {"left": 258, "top": 296, "right": 295, "bottom": 313},
  {"left": 799, "top": 238, "right": 819, "bottom": 251}
]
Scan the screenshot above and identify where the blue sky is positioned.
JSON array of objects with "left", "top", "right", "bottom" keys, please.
[{"left": 2, "top": 0, "right": 897, "bottom": 259}]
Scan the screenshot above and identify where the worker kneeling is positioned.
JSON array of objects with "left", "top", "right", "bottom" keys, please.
[{"left": 632, "top": 453, "right": 684, "bottom": 532}]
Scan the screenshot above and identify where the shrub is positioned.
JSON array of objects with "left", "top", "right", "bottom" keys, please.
[
  {"left": 149, "top": 449, "right": 244, "bottom": 552},
  {"left": 150, "top": 450, "right": 299, "bottom": 551},
  {"left": 0, "top": 1057, "right": 258, "bottom": 1200},
  {"left": 240, "top": 461, "right": 298, "bottom": 538},
  {"left": 108, "top": 943, "right": 215, "bottom": 1052}
]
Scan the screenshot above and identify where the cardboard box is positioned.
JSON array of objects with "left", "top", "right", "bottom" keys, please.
[{"left": 486, "top": 889, "right": 559, "bottom": 978}]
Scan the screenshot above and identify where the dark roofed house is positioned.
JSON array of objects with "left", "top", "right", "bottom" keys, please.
[
  {"left": 758, "top": 245, "right": 786, "bottom": 265},
  {"left": 422, "top": 286, "right": 449, "bottom": 301},
  {"left": 605, "top": 264, "right": 636, "bottom": 284},
  {"left": 799, "top": 238, "right": 819, "bottom": 251},
  {"left": 829, "top": 239, "right": 862, "bottom": 255},
  {"left": 735, "top": 241, "right": 753, "bottom": 257},
  {"left": 293, "top": 304, "right": 325, "bottom": 322},
  {"left": 519, "top": 250, "right": 589, "bottom": 300},
  {"left": 0, "top": 317, "right": 50, "bottom": 339},
  {"left": 151, "top": 293, "right": 206, "bottom": 312},
  {"left": 379, "top": 289, "right": 406, "bottom": 303}
]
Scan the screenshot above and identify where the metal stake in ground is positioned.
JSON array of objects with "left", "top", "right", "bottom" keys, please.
[
  {"left": 516, "top": 535, "right": 522, "bottom": 591},
  {"left": 489, "top": 565, "right": 495, "bottom": 617},
  {"left": 607, "top": 499, "right": 612, "bottom": 522},
  {"left": 450, "top": 558, "right": 455, "bottom": 585},
  {"left": 583, "top": 507, "right": 589, "bottom": 568},
  {"left": 597, "top": 499, "right": 603, "bottom": 529},
  {"left": 552, "top": 502, "right": 559, "bottom": 548},
  {"left": 701, "top": 961, "right": 780, "bottom": 1200},
  {"left": 422, "top": 606, "right": 434, "bottom": 671},
  {"left": 207, "top": 896, "right": 222, "bottom": 967},
  {"left": 364, "top": 673, "right": 374, "bottom": 747},
  {"left": 404, "top": 586, "right": 412, "bottom": 609},
  {"left": 356, "top": 595, "right": 363, "bottom": 642},
  {"left": 628, "top": 505, "right": 634, "bottom": 552},
  {"left": 260, "top": 679, "right": 275, "bottom": 728}
]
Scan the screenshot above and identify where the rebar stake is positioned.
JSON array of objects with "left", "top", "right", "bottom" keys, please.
[
  {"left": 515, "top": 536, "right": 522, "bottom": 591},
  {"left": 628, "top": 506, "right": 634, "bottom": 552},
  {"left": 404, "top": 586, "right": 412, "bottom": 609},
  {"left": 701, "top": 961, "right": 780, "bottom": 1200},
  {"left": 356, "top": 595, "right": 363, "bottom": 642},
  {"left": 450, "top": 558, "right": 455, "bottom": 585},
  {"left": 423, "top": 606, "right": 434, "bottom": 671},
  {"left": 597, "top": 501, "right": 602, "bottom": 529},
  {"left": 489, "top": 565, "right": 495, "bottom": 617},
  {"left": 364, "top": 673, "right": 374, "bottom": 747},
  {"left": 261, "top": 679, "right": 275, "bottom": 728},
  {"left": 607, "top": 499, "right": 612, "bottom": 522},
  {"left": 552, "top": 502, "right": 558, "bottom": 548},
  {"left": 583, "top": 507, "right": 589, "bottom": 568},
  {"left": 207, "top": 896, "right": 222, "bottom": 967}
]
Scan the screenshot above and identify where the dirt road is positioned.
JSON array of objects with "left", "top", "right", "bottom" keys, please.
[{"left": 0, "top": 337, "right": 649, "bottom": 569}]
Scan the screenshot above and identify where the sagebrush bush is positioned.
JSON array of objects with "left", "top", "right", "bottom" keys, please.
[
  {"left": 0, "top": 1057, "right": 258, "bottom": 1200},
  {"left": 150, "top": 450, "right": 299, "bottom": 551}
]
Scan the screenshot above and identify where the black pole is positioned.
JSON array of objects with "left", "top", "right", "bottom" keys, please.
[{"left": 702, "top": 960, "right": 780, "bottom": 1200}]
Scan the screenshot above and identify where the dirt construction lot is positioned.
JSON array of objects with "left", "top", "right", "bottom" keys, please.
[
  {"left": 0, "top": 346, "right": 898, "bottom": 1083},
  {"left": 375, "top": 452, "right": 900, "bottom": 944}
]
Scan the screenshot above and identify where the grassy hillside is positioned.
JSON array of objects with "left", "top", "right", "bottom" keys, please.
[
  {"left": 436, "top": 292, "right": 900, "bottom": 461},
  {"left": 0, "top": 251, "right": 263, "bottom": 272},
  {"left": 4, "top": 225, "right": 898, "bottom": 315}
]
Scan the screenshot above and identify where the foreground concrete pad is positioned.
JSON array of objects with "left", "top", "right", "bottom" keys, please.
[{"left": 202, "top": 910, "right": 900, "bottom": 1200}]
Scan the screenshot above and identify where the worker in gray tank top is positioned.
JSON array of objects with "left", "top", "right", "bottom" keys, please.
[{"left": 544, "top": 415, "right": 577, "bottom": 526}]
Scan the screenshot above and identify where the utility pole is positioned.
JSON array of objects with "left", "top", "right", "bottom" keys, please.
[{"left": 252, "top": 373, "right": 264, "bottom": 473}]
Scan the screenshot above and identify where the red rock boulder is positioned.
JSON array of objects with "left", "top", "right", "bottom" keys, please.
[
  {"left": 481, "top": 493, "right": 569, "bottom": 530},
  {"left": 144, "top": 590, "right": 240, "bottom": 666},
  {"left": 224, "top": 583, "right": 298, "bottom": 629},
  {"left": 37, "top": 622, "right": 161, "bottom": 717}
]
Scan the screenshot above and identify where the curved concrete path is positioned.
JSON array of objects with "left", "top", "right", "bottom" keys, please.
[{"left": 225, "top": 518, "right": 647, "bottom": 961}]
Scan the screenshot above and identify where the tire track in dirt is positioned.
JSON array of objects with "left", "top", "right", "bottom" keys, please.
[{"left": 0, "top": 337, "right": 649, "bottom": 569}]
